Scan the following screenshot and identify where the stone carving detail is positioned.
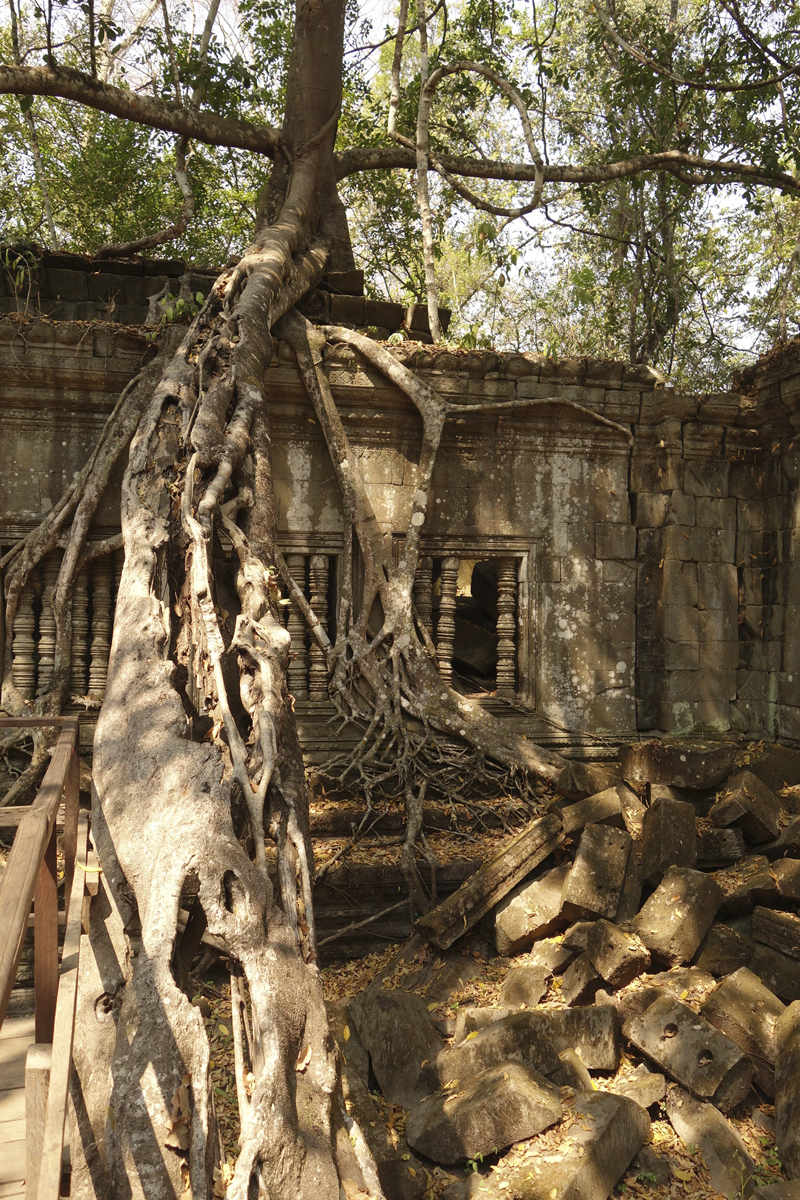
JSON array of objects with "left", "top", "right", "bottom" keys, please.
[
  {"left": 88, "top": 555, "right": 113, "bottom": 699},
  {"left": 70, "top": 564, "right": 90, "bottom": 695},
  {"left": 414, "top": 556, "right": 434, "bottom": 644},
  {"left": 308, "top": 554, "right": 329, "bottom": 701},
  {"left": 286, "top": 553, "right": 309, "bottom": 701},
  {"left": 37, "top": 550, "right": 60, "bottom": 695},
  {"left": 496, "top": 557, "right": 518, "bottom": 699},
  {"left": 436, "top": 556, "right": 460, "bottom": 686},
  {"left": 12, "top": 578, "right": 37, "bottom": 700}
]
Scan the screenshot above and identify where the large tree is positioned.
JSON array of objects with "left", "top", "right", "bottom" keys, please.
[{"left": 1, "top": 1, "right": 799, "bottom": 1197}]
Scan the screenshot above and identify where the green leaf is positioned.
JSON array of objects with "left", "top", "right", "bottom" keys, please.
[{"left": 19, "top": 96, "right": 34, "bottom": 113}]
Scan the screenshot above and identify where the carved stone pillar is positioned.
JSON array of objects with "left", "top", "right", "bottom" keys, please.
[
  {"left": 70, "top": 564, "right": 90, "bottom": 696},
  {"left": 307, "top": 554, "right": 329, "bottom": 701},
  {"left": 414, "top": 556, "right": 434, "bottom": 644},
  {"left": 12, "top": 579, "right": 36, "bottom": 700},
  {"left": 436, "top": 556, "right": 459, "bottom": 686},
  {"left": 286, "top": 553, "right": 308, "bottom": 701},
  {"left": 88, "top": 555, "right": 113, "bottom": 699},
  {"left": 496, "top": 557, "right": 518, "bottom": 699},
  {"left": 37, "top": 550, "right": 60, "bottom": 696}
]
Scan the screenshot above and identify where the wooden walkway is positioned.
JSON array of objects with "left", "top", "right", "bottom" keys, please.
[{"left": 0, "top": 1015, "right": 34, "bottom": 1199}]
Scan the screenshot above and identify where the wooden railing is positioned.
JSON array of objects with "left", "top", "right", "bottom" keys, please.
[{"left": 0, "top": 716, "right": 87, "bottom": 1200}]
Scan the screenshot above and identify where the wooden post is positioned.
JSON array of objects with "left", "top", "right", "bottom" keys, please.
[
  {"left": 496, "top": 557, "right": 518, "bottom": 699},
  {"left": 26, "top": 1042, "right": 52, "bottom": 1200},
  {"left": 436, "top": 557, "right": 459, "bottom": 686},
  {"left": 62, "top": 750, "right": 80, "bottom": 924},
  {"left": 34, "top": 826, "right": 58, "bottom": 1044}
]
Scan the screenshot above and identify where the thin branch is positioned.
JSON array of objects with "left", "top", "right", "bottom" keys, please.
[{"left": 387, "top": 0, "right": 409, "bottom": 136}]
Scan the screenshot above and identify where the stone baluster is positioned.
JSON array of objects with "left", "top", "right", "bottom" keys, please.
[
  {"left": 496, "top": 557, "right": 518, "bottom": 699},
  {"left": 286, "top": 553, "right": 308, "bottom": 700},
  {"left": 12, "top": 579, "right": 37, "bottom": 700},
  {"left": 414, "top": 556, "right": 434, "bottom": 644},
  {"left": 37, "top": 550, "right": 60, "bottom": 696},
  {"left": 436, "top": 556, "right": 459, "bottom": 686},
  {"left": 70, "top": 564, "right": 90, "bottom": 696},
  {"left": 88, "top": 555, "right": 113, "bottom": 699},
  {"left": 307, "top": 554, "right": 329, "bottom": 701}
]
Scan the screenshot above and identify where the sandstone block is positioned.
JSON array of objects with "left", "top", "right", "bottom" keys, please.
[
  {"left": 696, "top": 825, "right": 746, "bottom": 867},
  {"left": 773, "top": 859, "right": 800, "bottom": 902},
  {"left": 587, "top": 920, "right": 651, "bottom": 988},
  {"left": 775, "top": 1000, "right": 800, "bottom": 1179},
  {"left": 529, "top": 939, "right": 574, "bottom": 976},
  {"left": 554, "top": 1045, "right": 594, "bottom": 1091},
  {"left": 452, "top": 1007, "right": 512, "bottom": 1043},
  {"left": 610, "top": 1063, "right": 666, "bottom": 1110},
  {"left": 405, "top": 1062, "right": 562, "bottom": 1165},
  {"left": 500, "top": 965, "right": 549, "bottom": 1009},
  {"left": 348, "top": 988, "right": 444, "bottom": 1108},
  {"left": 595, "top": 522, "right": 636, "bottom": 559},
  {"left": 748, "top": 743, "right": 800, "bottom": 793},
  {"left": 561, "top": 824, "right": 632, "bottom": 921},
  {"left": 484, "top": 863, "right": 570, "bottom": 956},
  {"left": 615, "top": 848, "right": 643, "bottom": 923},
  {"left": 340, "top": 1056, "right": 426, "bottom": 1200},
  {"left": 561, "top": 952, "right": 603, "bottom": 1006},
  {"left": 700, "top": 966, "right": 785, "bottom": 1097},
  {"left": 666, "top": 1089, "right": 755, "bottom": 1197},
  {"left": 753, "top": 906, "right": 800, "bottom": 960},
  {"left": 436, "top": 1011, "right": 560, "bottom": 1085},
  {"left": 620, "top": 739, "right": 736, "bottom": 788},
  {"left": 625, "top": 994, "right": 754, "bottom": 1110},
  {"left": 641, "top": 796, "right": 697, "bottom": 883},
  {"left": 749, "top": 943, "right": 800, "bottom": 1003},
  {"left": 561, "top": 788, "right": 627, "bottom": 834},
  {"left": 750, "top": 1184, "right": 800, "bottom": 1199},
  {"left": 632, "top": 867, "right": 722, "bottom": 966},
  {"left": 764, "top": 815, "right": 800, "bottom": 860},
  {"left": 719, "top": 856, "right": 778, "bottom": 915},
  {"left": 539, "top": 1005, "right": 621, "bottom": 1070},
  {"left": 710, "top": 770, "right": 781, "bottom": 843},
  {"left": 694, "top": 924, "right": 752, "bottom": 976},
  {"left": 555, "top": 761, "right": 621, "bottom": 801}
]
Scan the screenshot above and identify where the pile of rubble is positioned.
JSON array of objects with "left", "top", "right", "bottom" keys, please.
[{"left": 328, "top": 740, "right": 800, "bottom": 1200}]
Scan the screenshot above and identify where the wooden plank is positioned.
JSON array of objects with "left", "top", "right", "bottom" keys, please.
[
  {"left": 36, "top": 811, "right": 87, "bottom": 1200},
  {"left": 33, "top": 833, "right": 58, "bottom": 1045},
  {"left": 0, "top": 1179, "right": 25, "bottom": 1198},
  {"left": 0, "top": 719, "right": 66, "bottom": 729},
  {"left": 0, "top": 1037, "right": 33, "bottom": 1069},
  {"left": 0, "top": 810, "right": 65, "bottom": 831},
  {"left": 25, "top": 1045, "right": 51, "bottom": 1200},
  {"left": 415, "top": 813, "right": 564, "bottom": 950},
  {"left": 0, "top": 1138, "right": 25, "bottom": 1185},
  {"left": 0, "top": 1018, "right": 34, "bottom": 1042},
  {"left": 0, "top": 1118, "right": 25, "bottom": 1142},
  {"left": 0, "top": 1089, "right": 26, "bottom": 1123},
  {"left": 0, "top": 722, "right": 78, "bottom": 1028},
  {"left": 0, "top": 1056, "right": 27, "bottom": 1090},
  {"left": 62, "top": 753, "right": 79, "bottom": 925}
]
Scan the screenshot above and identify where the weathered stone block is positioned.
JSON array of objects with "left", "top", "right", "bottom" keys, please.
[
  {"left": 541, "top": 1006, "right": 621, "bottom": 1070},
  {"left": 560, "top": 824, "right": 632, "bottom": 921},
  {"left": 683, "top": 458, "right": 730, "bottom": 497},
  {"left": 620, "top": 739, "right": 736, "bottom": 788},
  {"left": 554, "top": 1046, "right": 594, "bottom": 1091},
  {"left": 776, "top": 1000, "right": 800, "bottom": 1179},
  {"left": 632, "top": 867, "right": 722, "bottom": 966},
  {"left": 749, "top": 743, "right": 800, "bottom": 793},
  {"left": 626, "top": 994, "right": 754, "bottom": 1110},
  {"left": 500, "top": 965, "right": 549, "bottom": 1009},
  {"left": 483, "top": 862, "right": 570, "bottom": 956},
  {"left": 699, "top": 640, "right": 739, "bottom": 670},
  {"left": 719, "top": 855, "right": 778, "bottom": 915},
  {"left": 611, "top": 1063, "right": 666, "bottom": 1110},
  {"left": 555, "top": 761, "right": 621, "bottom": 801},
  {"left": 666, "top": 1089, "right": 755, "bottom": 1197},
  {"left": 595, "top": 522, "right": 636, "bottom": 559},
  {"left": 587, "top": 919, "right": 651, "bottom": 988},
  {"left": 561, "top": 951, "right": 603, "bottom": 1006},
  {"left": 348, "top": 988, "right": 444, "bottom": 1108},
  {"left": 774, "top": 859, "right": 800, "bottom": 902},
  {"left": 749, "top": 944, "right": 800, "bottom": 1003},
  {"left": 694, "top": 923, "right": 752, "bottom": 976},
  {"left": 696, "top": 495, "right": 737, "bottom": 529},
  {"left": 641, "top": 796, "right": 698, "bottom": 883},
  {"left": 710, "top": 769, "right": 781, "bottom": 843},
  {"left": 701, "top": 966, "right": 784, "bottom": 1097},
  {"left": 561, "top": 787, "right": 629, "bottom": 835},
  {"left": 405, "top": 1062, "right": 562, "bottom": 1165},
  {"left": 696, "top": 824, "right": 745, "bottom": 866},
  {"left": 753, "top": 906, "right": 800, "bottom": 960},
  {"left": 436, "top": 1012, "right": 561, "bottom": 1085},
  {"left": 452, "top": 1006, "right": 512, "bottom": 1043},
  {"left": 656, "top": 604, "right": 699, "bottom": 643}
]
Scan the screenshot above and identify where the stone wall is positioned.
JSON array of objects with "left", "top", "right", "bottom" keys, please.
[{"left": 3, "top": 256, "right": 800, "bottom": 748}]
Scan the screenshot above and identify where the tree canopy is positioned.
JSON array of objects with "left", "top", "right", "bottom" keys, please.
[{"left": 1, "top": 0, "right": 799, "bottom": 385}]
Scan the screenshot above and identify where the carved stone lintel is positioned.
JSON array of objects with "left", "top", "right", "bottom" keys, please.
[
  {"left": 88, "top": 555, "right": 113, "bottom": 699},
  {"left": 496, "top": 557, "right": 518, "bottom": 699},
  {"left": 286, "top": 553, "right": 309, "bottom": 701},
  {"left": 414, "top": 556, "right": 434, "bottom": 644},
  {"left": 436, "top": 556, "right": 459, "bottom": 686},
  {"left": 12, "top": 579, "right": 36, "bottom": 700},
  {"left": 308, "top": 554, "right": 329, "bottom": 701},
  {"left": 37, "top": 550, "right": 60, "bottom": 696},
  {"left": 70, "top": 564, "right": 90, "bottom": 695}
]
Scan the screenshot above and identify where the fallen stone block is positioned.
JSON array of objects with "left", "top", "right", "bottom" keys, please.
[
  {"left": 630, "top": 1145, "right": 672, "bottom": 1187},
  {"left": 587, "top": 919, "right": 651, "bottom": 988},
  {"left": 620, "top": 739, "right": 736, "bottom": 789},
  {"left": 554, "top": 1046, "right": 594, "bottom": 1091},
  {"left": 700, "top": 966, "right": 785, "bottom": 1097},
  {"left": 453, "top": 1006, "right": 511, "bottom": 1043},
  {"left": 719, "top": 856, "right": 779, "bottom": 915},
  {"left": 424, "top": 950, "right": 484, "bottom": 1004},
  {"left": 666, "top": 1088, "right": 756, "bottom": 1197},
  {"left": 764, "top": 816, "right": 800, "bottom": 860},
  {"left": 696, "top": 825, "right": 746, "bottom": 867},
  {"left": 348, "top": 988, "right": 444, "bottom": 1108},
  {"left": 620, "top": 787, "right": 647, "bottom": 839},
  {"left": 753, "top": 906, "right": 800, "bottom": 960},
  {"left": 538, "top": 1005, "right": 621, "bottom": 1070},
  {"left": 340, "top": 1054, "right": 426, "bottom": 1200},
  {"left": 436, "top": 1011, "right": 561, "bottom": 1085},
  {"left": 405, "top": 1062, "right": 562, "bottom": 1165},
  {"left": 625, "top": 994, "right": 754, "bottom": 1111},
  {"left": 775, "top": 859, "right": 800, "bottom": 902},
  {"left": 749, "top": 943, "right": 800, "bottom": 1003},
  {"left": 563, "top": 920, "right": 596, "bottom": 952},
  {"left": 648, "top": 782, "right": 713, "bottom": 816},
  {"left": 775, "top": 1000, "right": 800, "bottom": 1178},
  {"left": 710, "top": 770, "right": 781, "bottom": 844},
  {"left": 555, "top": 760, "right": 621, "bottom": 801},
  {"left": 416, "top": 814, "right": 564, "bottom": 950},
  {"left": 483, "top": 862, "right": 570, "bottom": 956},
  {"left": 611, "top": 1063, "right": 666, "bottom": 1110},
  {"left": 529, "top": 938, "right": 574, "bottom": 976},
  {"left": 749, "top": 1183, "right": 800, "bottom": 1199},
  {"left": 500, "top": 965, "right": 549, "bottom": 1009},
  {"left": 747, "top": 743, "right": 800, "bottom": 794},
  {"left": 694, "top": 923, "right": 752, "bottom": 976},
  {"left": 560, "top": 824, "right": 632, "bottom": 921},
  {"left": 560, "top": 951, "right": 603, "bottom": 1005},
  {"left": 631, "top": 866, "right": 722, "bottom": 966},
  {"left": 561, "top": 787, "right": 628, "bottom": 835},
  {"left": 494, "top": 1091, "right": 650, "bottom": 1200},
  {"left": 615, "top": 848, "right": 643, "bottom": 924},
  {"left": 641, "top": 796, "right": 697, "bottom": 883}
]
